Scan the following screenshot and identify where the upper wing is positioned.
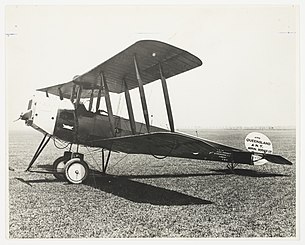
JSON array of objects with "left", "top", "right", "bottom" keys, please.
[
  {"left": 89, "top": 131, "right": 292, "bottom": 165},
  {"left": 37, "top": 40, "right": 202, "bottom": 98}
]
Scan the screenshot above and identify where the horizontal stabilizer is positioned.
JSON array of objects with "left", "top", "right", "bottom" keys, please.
[{"left": 264, "top": 154, "right": 293, "bottom": 165}]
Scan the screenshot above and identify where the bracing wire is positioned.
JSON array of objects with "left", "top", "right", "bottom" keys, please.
[
  {"left": 84, "top": 146, "right": 129, "bottom": 173},
  {"left": 83, "top": 146, "right": 102, "bottom": 187},
  {"left": 110, "top": 153, "right": 129, "bottom": 169},
  {"left": 84, "top": 146, "right": 103, "bottom": 172}
]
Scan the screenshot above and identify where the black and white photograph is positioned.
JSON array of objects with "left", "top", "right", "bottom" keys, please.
[{"left": 4, "top": 2, "right": 300, "bottom": 240}]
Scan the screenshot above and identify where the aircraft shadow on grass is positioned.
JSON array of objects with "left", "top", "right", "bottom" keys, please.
[
  {"left": 14, "top": 165, "right": 289, "bottom": 206},
  {"left": 15, "top": 177, "right": 63, "bottom": 187},
  {"left": 209, "top": 168, "right": 290, "bottom": 177},
  {"left": 83, "top": 168, "right": 289, "bottom": 205},
  {"left": 35, "top": 164, "right": 289, "bottom": 178},
  {"left": 15, "top": 166, "right": 213, "bottom": 206},
  {"left": 84, "top": 172, "right": 213, "bottom": 206}
]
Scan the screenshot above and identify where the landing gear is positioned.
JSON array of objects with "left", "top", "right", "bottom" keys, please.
[
  {"left": 227, "top": 162, "right": 238, "bottom": 172},
  {"left": 53, "top": 156, "right": 68, "bottom": 180},
  {"left": 52, "top": 151, "right": 89, "bottom": 184},
  {"left": 101, "top": 148, "right": 112, "bottom": 173},
  {"left": 27, "top": 139, "right": 111, "bottom": 184},
  {"left": 65, "top": 158, "right": 89, "bottom": 184},
  {"left": 26, "top": 134, "right": 52, "bottom": 172},
  {"left": 52, "top": 148, "right": 112, "bottom": 184},
  {"left": 52, "top": 152, "right": 72, "bottom": 180},
  {"left": 53, "top": 151, "right": 89, "bottom": 184}
]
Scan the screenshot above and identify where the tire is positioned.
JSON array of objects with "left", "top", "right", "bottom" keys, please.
[
  {"left": 53, "top": 156, "right": 69, "bottom": 180},
  {"left": 64, "top": 158, "right": 89, "bottom": 184}
]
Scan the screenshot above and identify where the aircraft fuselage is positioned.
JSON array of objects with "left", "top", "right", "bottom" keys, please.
[
  {"left": 53, "top": 107, "right": 166, "bottom": 147},
  {"left": 22, "top": 96, "right": 166, "bottom": 148}
]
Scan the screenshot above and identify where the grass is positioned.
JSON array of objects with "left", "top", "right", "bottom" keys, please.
[{"left": 8, "top": 129, "right": 296, "bottom": 238}]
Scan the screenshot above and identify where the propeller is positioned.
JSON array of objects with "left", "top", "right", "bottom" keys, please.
[
  {"left": 13, "top": 112, "right": 23, "bottom": 122},
  {"left": 13, "top": 117, "right": 21, "bottom": 122},
  {"left": 14, "top": 110, "right": 32, "bottom": 122}
]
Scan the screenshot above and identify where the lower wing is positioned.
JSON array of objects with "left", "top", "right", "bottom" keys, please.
[{"left": 88, "top": 131, "right": 292, "bottom": 166}]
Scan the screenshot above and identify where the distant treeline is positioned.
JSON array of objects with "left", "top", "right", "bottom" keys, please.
[{"left": 177, "top": 126, "right": 296, "bottom": 130}]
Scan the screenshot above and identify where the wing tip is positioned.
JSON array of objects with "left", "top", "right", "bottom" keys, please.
[{"left": 133, "top": 39, "right": 203, "bottom": 67}]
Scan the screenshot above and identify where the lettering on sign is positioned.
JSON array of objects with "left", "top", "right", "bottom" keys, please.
[{"left": 245, "top": 132, "right": 273, "bottom": 154}]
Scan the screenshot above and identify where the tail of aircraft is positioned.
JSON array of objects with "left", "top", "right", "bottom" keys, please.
[{"left": 245, "top": 132, "right": 292, "bottom": 166}]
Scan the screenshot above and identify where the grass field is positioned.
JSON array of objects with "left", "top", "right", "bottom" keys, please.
[{"left": 8, "top": 129, "right": 296, "bottom": 238}]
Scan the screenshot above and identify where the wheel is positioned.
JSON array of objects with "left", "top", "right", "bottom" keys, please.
[
  {"left": 64, "top": 158, "right": 89, "bottom": 184},
  {"left": 53, "top": 156, "right": 69, "bottom": 180}
]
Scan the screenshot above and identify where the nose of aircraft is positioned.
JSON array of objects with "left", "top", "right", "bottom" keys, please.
[{"left": 20, "top": 109, "right": 32, "bottom": 121}]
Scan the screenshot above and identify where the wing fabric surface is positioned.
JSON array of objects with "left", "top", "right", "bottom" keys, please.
[
  {"left": 37, "top": 40, "right": 202, "bottom": 98},
  {"left": 39, "top": 82, "right": 103, "bottom": 100},
  {"left": 90, "top": 132, "right": 253, "bottom": 164},
  {"left": 90, "top": 132, "right": 292, "bottom": 165}
]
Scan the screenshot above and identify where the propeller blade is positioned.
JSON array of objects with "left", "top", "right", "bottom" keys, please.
[{"left": 13, "top": 117, "right": 21, "bottom": 122}]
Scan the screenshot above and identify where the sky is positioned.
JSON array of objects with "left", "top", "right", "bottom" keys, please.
[{"left": 5, "top": 4, "right": 298, "bottom": 130}]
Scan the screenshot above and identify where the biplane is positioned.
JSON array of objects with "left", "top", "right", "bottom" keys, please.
[{"left": 19, "top": 40, "right": 292, "bottom": 184}]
